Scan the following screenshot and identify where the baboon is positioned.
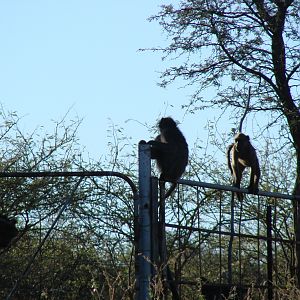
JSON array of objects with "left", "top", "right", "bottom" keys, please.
[
  {"left": 148, "top": 117, "right": 188, "bottom": 198},
  {"left": 0, "top": 215, "right": 18, "bottom": 248},
  {"left": 227, "top": 132, "right": 260, "bottom": 201}
]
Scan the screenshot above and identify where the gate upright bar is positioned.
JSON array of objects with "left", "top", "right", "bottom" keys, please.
[
  {"left": 136, "top": 141, "right": 152, "bottom": 300},
  {"left": 267, "top": 205, "right": 273, "bottom": 300}
]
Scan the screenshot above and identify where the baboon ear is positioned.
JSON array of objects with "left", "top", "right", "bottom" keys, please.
[{"left": 246, "top": 135, "right": 250, "bottom": 141}]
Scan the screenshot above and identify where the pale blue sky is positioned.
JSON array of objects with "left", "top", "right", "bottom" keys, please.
[{"left": 0, "top": 1, "right": 220, "bottom": 160}]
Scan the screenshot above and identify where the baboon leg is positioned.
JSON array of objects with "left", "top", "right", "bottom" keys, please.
[
  {"left": 248, "top": 166, "right": 260, "bottom": 194},
  {"left": 233, "top": 164, "right": 244, "bottom": 201}
]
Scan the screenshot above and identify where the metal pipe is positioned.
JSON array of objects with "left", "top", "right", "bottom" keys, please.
[
  {"left": 267, "top": 206, "right": 273, "bottom": 300},
  {"left": 177, "top": 179, "right": 300, "bottom": 200},
  {"left": 0, "top": 171, "right": 138, "bottom": 196},
  {"left": 136, "top": 142, "right": 152, "bottom": 300}
]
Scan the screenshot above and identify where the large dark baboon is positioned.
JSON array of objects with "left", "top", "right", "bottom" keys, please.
[{"left": 148, "top": 117, "right": 189, "bottom": 198}]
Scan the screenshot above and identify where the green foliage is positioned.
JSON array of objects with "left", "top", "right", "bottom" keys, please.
[
  {"left": 0, "top": 102, "right": 299, "bottom": 299},
  {"left": 0, "top": 109, "right": 137, "bottom": 299}
]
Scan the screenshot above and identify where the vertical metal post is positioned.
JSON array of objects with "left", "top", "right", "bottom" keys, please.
[
  {"left": 267, "top": 205, "right": 273, "bottom": 300},
  {"left": 136, "top": 142, "right": 152, "bottom": 300},
  {"left": 228, "top": 193, "right": 235, "bottom": 285},
  {"left": 151, "top": 177, "right": 159, "bottom": 274},
  {"left": 159, "top": 183, "right": 168, "bottom": 299}
]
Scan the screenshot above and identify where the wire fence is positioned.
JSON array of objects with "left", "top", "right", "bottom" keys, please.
[
  {"left": 159, "top": 178, "right": 294, "bottom": 299},
  {"left": 0, "top": 171, "right": 138, "bottom": 300}
]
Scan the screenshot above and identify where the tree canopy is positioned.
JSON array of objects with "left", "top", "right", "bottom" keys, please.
[
  {"left": 150, "top": 0, "right": 300, "bottom": 283},
  {"left": 151, "top": 1, "right": 299, "bottom": 114}
]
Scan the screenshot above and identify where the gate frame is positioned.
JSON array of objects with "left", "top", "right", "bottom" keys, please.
[
  {"left": 0, "top": 170, "right": 138, "bottom": 300},
  {"left": 136, "top": 142, "right": 300, "bottom": 300}
]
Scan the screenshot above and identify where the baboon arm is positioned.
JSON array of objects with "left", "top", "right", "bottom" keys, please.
[{"left": 148, "top": 140, "right": 173, "bottom": 159}]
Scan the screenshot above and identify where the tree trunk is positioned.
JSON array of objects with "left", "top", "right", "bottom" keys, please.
[
  {"left": 293, "top": 151, "right": 300, "bottom": 284},
  {"left": 269, "top": 3, "right": 300, "bottom": 284}
]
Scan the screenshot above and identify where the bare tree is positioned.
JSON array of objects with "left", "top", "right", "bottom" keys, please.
[{"left": 150, "top": 0, "right": 300, "bottom": 283}]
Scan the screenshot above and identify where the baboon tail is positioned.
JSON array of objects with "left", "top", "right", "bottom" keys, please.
[{"left": 227, "top": 144, "right": 234, "bottom": 175}]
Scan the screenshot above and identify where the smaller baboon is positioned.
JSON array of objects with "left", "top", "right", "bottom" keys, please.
[
  {"left": 148, "top": 117, "right": 188, "bottom": 198},
  {"left": 227, "top": 132, "right": 260, "bottom": 201},
  {"left": 0, "top": 215, "right": 18, "bottom": 248}
]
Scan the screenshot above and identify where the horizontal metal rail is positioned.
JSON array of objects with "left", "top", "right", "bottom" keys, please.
[
  {"left": 0, "top": 171, "right": 138, "bottom": 199},
  {"left": 165, "top": 223, "right": 293, "bottom": 244},
  {"left": 177, "top": 178, "right": 299, "bottom": 200}
]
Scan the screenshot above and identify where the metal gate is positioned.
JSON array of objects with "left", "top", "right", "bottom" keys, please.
[{"left": 135, "top": 142, "right": 298, "bottom": 299}]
